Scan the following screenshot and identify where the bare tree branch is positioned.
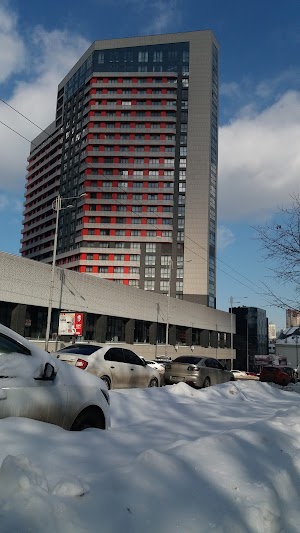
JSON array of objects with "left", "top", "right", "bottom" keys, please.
[{"left": 254, "top": 193, "right": 300, "bottom": 309}]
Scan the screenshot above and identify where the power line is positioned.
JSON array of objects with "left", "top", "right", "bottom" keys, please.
[
  {"left": 0, "top": 98, "right": 45, "bottom": 133},
  {"left": 0, "top": 119, "right": 34, "bottom": 144}
]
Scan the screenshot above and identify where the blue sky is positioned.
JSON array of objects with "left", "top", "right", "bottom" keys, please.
[{"left": 1, "top": 0, "right": 300, "bottom": 329}]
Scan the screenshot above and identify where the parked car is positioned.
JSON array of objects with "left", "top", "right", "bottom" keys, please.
[
  {"left": 164, "top": 356, "right": 234, "bottom": 388},
  {"left": 232, "top": 370, "right": 259, "bottom": 380},
  {"left": 232, "top": 370, "right": 248, "bottom": 379},
  {"left": 141, "top": 357, "right": 165, "bottom": 376},
  {"left": 55, "top": 343, "right": 160, "bottom": 389},
  {"left": 143, "top": 359, "right": 165, "bottom": 376},
  {"left": 0, "top": 324, "right": 110, "bottom": 431},
  {"left": 260, "top": 365, "right": 297, "bottom": 386}
]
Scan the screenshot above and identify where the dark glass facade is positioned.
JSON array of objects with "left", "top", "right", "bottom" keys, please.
[
  {"left": 63, "top": 43, "right": 189, "bottom": 101},
  {"left": 233, "top": 307, "right": 269, "bottom": 371}
]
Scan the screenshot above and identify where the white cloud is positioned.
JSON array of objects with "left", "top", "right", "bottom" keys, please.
[
  {"left": 0, "top": 194, "right": 8, "bottom": 211},
  {"left": 220, "top": 82, "right": 240, "bottom": 98},
  {"left": 217, "top": 226, "right": 235, "bottom": 251},
  {"left": 0, "top": 19, "right": 89, "bottom": 192},
  {"left": 143, "top": 1, "right": 180, "bottom": 34},
  {"left": 116, "top": 0, "right": 181, "bottom": 34},
  {"left": 219, "top": 90, "right": 300, "bottom": 222},
  {"left": 0, "top": 3, "right": 26, "bottom": 82}
]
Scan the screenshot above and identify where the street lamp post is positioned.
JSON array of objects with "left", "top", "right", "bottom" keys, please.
[
  {"left": 246, "top": 314, "right": 249, "bottom": 372},
  {"left": 230, "top": 296, "right": 234, "bottom": 369},
  {"left": 165, "top": 258, "right": 191, "bottom": 356},
  {"left": 165, "top": 258, "right": 173, "bottom": 356},
  {"left": 45, "top": 193, "right": 85, "bottom": 351}
]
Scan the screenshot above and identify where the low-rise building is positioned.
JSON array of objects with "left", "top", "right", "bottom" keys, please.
[
  {"left": 276, "top": 327, "right": 300, "bottom": 369},
  {"left": 0, "top": 252, "right": 234, "bottom": 363}
]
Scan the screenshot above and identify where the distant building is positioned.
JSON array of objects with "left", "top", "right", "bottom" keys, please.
[
  {"left": 268, "top": 322, "right": 277, "bottom": 342},
  {"left": 276, "top": 327, "right": 300, "bottom": 369},
  {"left": 286, "top": 309, "right": 300, "bottom": 328},
  {"left": 268, "top": 342, "right": 276, "bottom": 355},
  {"left": 232, "top": 306, "right": 268, "bottom": 371}
]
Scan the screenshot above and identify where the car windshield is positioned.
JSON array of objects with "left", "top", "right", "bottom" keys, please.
[
  {"left": 173, "top": 356, "right": 203, "bottom": 364},
  {"left": 57, "top": 344, "right": 101, "bottom": 356}
]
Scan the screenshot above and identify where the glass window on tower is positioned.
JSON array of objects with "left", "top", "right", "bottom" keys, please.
[
  {"left": 145, "top": 267, "right": 155, "bottom": 278},
  {"left": 144, "top": 280, "right": 155, "bottom": 290},
  {"left": 146, "top": 243, "right": 156, "bottom": 252},
  {"left": 160, "top": 281, "right": 169, "bottom": 292}
]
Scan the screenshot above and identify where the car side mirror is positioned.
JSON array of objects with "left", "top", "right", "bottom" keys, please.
[{"left": 42, "top": 362, "right": 56, "bottom": 381}]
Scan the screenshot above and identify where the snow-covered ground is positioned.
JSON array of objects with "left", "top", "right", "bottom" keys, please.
[{"left": 1, "top": 380, "right": 300, "bottom": 532}]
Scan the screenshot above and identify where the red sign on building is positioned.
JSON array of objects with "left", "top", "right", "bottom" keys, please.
[{"left": 74, "top": 313, "right": 83, "bottom": 336}]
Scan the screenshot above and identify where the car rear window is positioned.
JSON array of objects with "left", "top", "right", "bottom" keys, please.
[
  {"left": 282, "top": 367, "right": 294, "bottom": 375},
  {"left": 173, "top": 356, "right": 203, "bottom": 364},
  {"left": 57, "top": 344, "right": 101, "bottom": 356},
  {"left": 262, "top": 367, "right": 277, "bottom": 373}
]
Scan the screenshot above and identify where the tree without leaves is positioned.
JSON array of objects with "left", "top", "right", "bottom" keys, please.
[{"left": 255, "top": 193, "right": 300, "bottom": 309}]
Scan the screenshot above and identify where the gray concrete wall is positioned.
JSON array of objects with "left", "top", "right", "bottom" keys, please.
[{"left": 0, "top": 252, "right": 234, "bottom": 361}]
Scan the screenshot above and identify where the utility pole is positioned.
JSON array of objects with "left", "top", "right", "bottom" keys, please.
[
  {"left": 230, "top": 296, "right": 234, "bottom": 370},
  {"left": 45, "top": 193, "right": 86, "bottom": 351},
  {"left": 246, "top": 314, "right": 249, "bottom": 372},
  {"left": 45, "top": 195, "right": 62, "bottom": 351},
  {"left": 165, "top": 258, "right": 173, "bottom": 356},
  {"left": 155, "top": 303, "right": 159, "bottom": 359}
]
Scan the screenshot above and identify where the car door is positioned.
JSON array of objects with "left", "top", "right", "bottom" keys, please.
[
  {"left": 0, "top": 332, "right": 67, "bottom": 427},
  {"left": 204, "top": 358, "right": 219, "bottom": 385},
  {"left": 212, "top": 359, "right": 228, "bottom": 384},
  {"left": 123, "top": 349, "right": 148, "bottom": 388},
  {"left": 104, "top": 347, "right": 129, "bottom": 388}
]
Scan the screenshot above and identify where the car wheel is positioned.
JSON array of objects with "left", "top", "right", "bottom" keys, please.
[
  {"left": 71, "top": 407, "right": 106, "bottom": 431},
  {"left": 230, "top": 376, "right": 235, "bottom": 381},
  {"left": 100, "top": 375, "right": 111, "bottom": 389},
  {"left": 203, "top": 377, "right": 211, "bottom": 388},
  {"left": 149, "top": 377, "right": 159, "bottom": 387}
]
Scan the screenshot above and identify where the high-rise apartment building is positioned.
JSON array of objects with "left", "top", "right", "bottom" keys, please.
[
  {"left": 21, "top": 31, "right": 218, "bottom": 307},
  {"left": 268, "top": 322, "right": 277, "bottom": 342}
]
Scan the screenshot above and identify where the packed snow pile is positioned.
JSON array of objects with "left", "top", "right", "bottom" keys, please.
[
  {"left": 0, "top": 454, "right": 89, "bottom": 532},
  {"left": 0, "top": 381, "right": 300, "bottom": 532}
]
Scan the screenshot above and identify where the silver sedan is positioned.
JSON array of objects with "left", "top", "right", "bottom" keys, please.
[{"left": 164, "top": 356, "right": 234, "bottom": 388}]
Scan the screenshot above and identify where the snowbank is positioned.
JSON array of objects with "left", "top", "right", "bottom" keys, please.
[{"left": 0, "top": 381, "right": 300, "bottom": 532}]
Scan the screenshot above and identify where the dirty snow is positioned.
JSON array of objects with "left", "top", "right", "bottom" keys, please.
[{"left": 0, "top": 380, "right": 300, "bottom": 532}]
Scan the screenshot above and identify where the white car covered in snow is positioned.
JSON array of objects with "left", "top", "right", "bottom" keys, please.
[
  {"left": 0, "top": 324, "right": 110, "bottom": 431},
  {"left": 56, "top": 343, "right": 160, "bottom": 389}
]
